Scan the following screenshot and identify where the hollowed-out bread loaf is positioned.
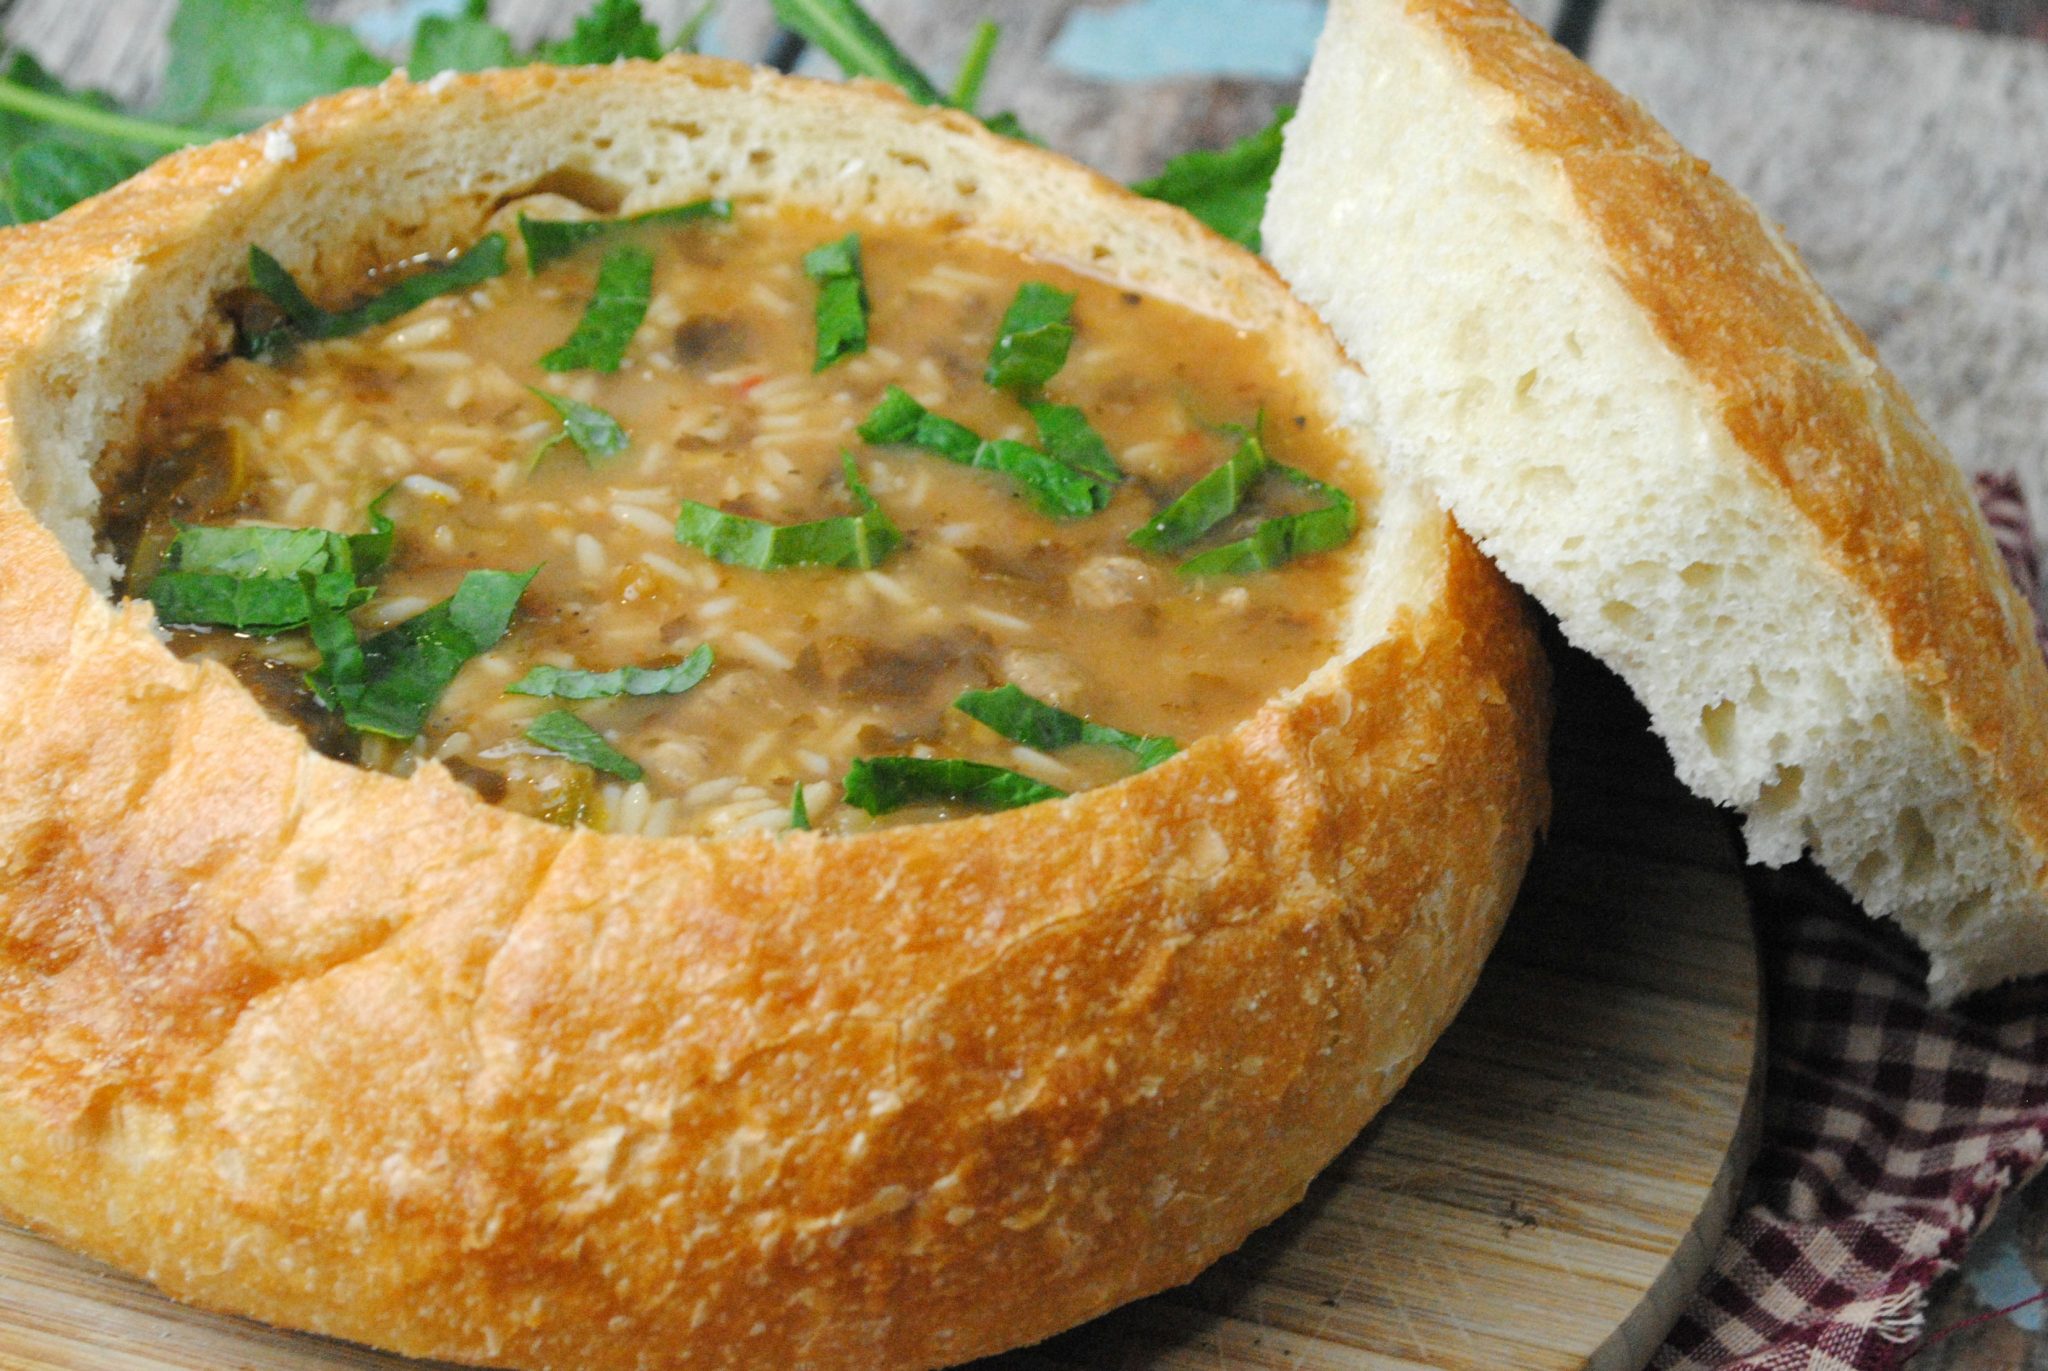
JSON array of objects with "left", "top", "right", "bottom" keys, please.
[
  {"left": 1267, "top": 0, "right": 2048, "bottom": 1002},
  {"left": 0, "top": 58, "right": 1549, "bottom": 1369}
]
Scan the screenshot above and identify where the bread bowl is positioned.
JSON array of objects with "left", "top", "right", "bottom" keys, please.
[
  {"left": 0, "top": 56, "right": 1549, "bottom": 1370},
  {"left": 1267, "top": 0, "right": 2048, "bottom": 1002}
]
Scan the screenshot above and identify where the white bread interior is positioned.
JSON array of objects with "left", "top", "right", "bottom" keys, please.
[{"left": 1266, "top": 0, "right": 2048, "bottom": 1002}]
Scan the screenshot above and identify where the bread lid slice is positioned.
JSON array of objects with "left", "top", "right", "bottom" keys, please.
[{"left": 1264, "top": 0, "right": 2048, "bottom": 1002}]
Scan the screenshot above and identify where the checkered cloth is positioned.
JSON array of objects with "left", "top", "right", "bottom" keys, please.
[{"left": 1653, "top": 472, "right": 2048, "bottom": 1371}]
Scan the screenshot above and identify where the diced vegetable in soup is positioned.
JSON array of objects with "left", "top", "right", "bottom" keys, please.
[{"left": 96, "top": 201, "right": 1366, "bottom": 836}]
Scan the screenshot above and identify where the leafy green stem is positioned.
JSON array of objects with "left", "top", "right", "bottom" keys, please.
[
  {"left": 769, "top": 0, "right": 944, "bottom": 105},
  {"left": 950, "top": 21, "right": 1000, "bottom": 112},
  {"left": 0, "top": 79, "right": 216, "bottom": 151}
]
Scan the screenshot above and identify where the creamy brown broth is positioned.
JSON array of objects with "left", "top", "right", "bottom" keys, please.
[{"left": 99, "top": 203, "right": 1364, "bottom": 836}]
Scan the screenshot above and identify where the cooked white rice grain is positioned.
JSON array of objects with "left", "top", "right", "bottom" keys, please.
[
  {"left": 729, "top": 631, "right": 794, "bottom": 671},
  {"left": 614, "top": 781, "right": 653, "bottom": 835},
  {"left": 386, "top": 315, "right": 454, "bottom": 350},
  {"left": 374, "top": 433, "right": 414, "bottom": 470},
  {"left": 927, "top": 263, "right": 997, "bottom": 293},
  {"left": 737, "top": 731, "right": 782, "bottom": 773},
  {"left": 280, "top": 483, "right": 319, "bottom": 522},
  {"left": 1010, "top": 746, "right": 1078, "bottom": 782},
  {"left": 725, "top": 803, "right": 793, "bottom": 834},
  {"left": 966, "top": 605, "right": 1032, "bottom": 634},
  {"left": 747, "top": 280, "right": 797, "bottom": 316},
  {"left": 749, "top": 374, "right": 805, "bottom": 405},
  {"left": 1121, "top": 440, "right": 1177, "bottom": 469},
  {"left": 864, "top": 571, "right": 915, "bottom": 608},
  {"left": 401, "top": 473, "right": 461, "bottom": 503},
  {"left": 639, "top": 551, "right": 692, "bottom": 584},
  {"left": 366, "top": 595, "right": 433, "bottom": 627},
  {"left": 401, "top": 349, "right": 473, "bottom": 372},
  {"left": 641, "top": 798, "right": 680, "bottom": 838},
  {"left": 683, "top": 776, "right": 742, "bottom": 807}
]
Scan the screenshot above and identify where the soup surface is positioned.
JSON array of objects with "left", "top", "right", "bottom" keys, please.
[{"left": 99, "top": 201, "right": 1365, "bottom": 836}]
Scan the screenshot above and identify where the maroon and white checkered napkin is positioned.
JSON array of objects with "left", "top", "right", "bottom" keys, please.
[{"left": 1653, "top": 472, "right": 2048, "bottom": 1371}]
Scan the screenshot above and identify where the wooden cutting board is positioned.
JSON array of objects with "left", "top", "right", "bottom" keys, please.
[{"left": 0, "top": 645, "right": 1762, "bottom": 1371}]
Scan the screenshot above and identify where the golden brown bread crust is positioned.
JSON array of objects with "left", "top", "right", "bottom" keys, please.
[
  {"left": 0, "top": 59, "right": 1548, "bottom": 1369},
  {"left": 1414, "top": 0, "right": 2048, "bottom": 865}
]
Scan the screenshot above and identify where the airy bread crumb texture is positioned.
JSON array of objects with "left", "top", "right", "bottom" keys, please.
[{"left": 1267, "top": 0, "right": 2048, "bottom": 1002}]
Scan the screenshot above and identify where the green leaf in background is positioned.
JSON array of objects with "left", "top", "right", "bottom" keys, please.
[
  {"left": 802, "top": 232, "right": 870, "bottom": 372},
  {"left": 0, "top": 0, "right": 1080, "bottom": 230},
  {"left": 0, "top": 53, "right": 197, "bottom": 224},
  {"left": 979, "top": 110, "right": 1038, "bottom": 144},
  {"left": 0, "top": 52, "right": 109, "bottom": 149},
  {"left": 508, "top": 646, "right": 715, "bottom": 700},
  {"left": 409, "top": 7, "right": 517, "bottom": 77},
  {"left": 158, "top": 0, "right": 392, "bottom": 128},
  {"left": 541, "top": 242, "right": 653, "bottom": 372},
  {"left": 6, "top": 141, "right": 143, "bottom": 223},
  {"left": 769, "top": 0, "right": 1038, "bottom": 141},
  {"left": 842, "top": 756, "right": 1065, "bottom": 816},
  {"left": 528, "top": 388, "right": 629, "bottom": 469},
  {"left": 985, "top": 281, "right": 1076, "bottom": 393},
  {"left": 309, "top": 566, "right": 536, "bottom": 739},
  {"left": 525, "top": 709, "right": 645, "bottom": 781},
  {"left": 1130, "top": 107, "right": 1295, "bottom": 252},
  {"left": 520, "top": 198, "right": 731, "bottom": 273},
  {"left": 953, "top": 684, "right": 1179, "bottom": 771},
  {"left": 545, "top": 0, "right": 665, "bottom": 64},
  {"left": 950, "top": 20, "right": 1000, "bottom": 111},
  {"left": 243, "top": 234, "right": 507, "bottom": 356},
  {"left": 675, "top": 453, "right": 902, "bottom": 571},
  {"left": 1175, "top": 465, "right": 1360, "bottom": 576},
  {"left": 769, "top": 0, "right": 945, "bottom": 105},
  {"left": 673, "top": 2, "right": 716, "bottom": 53},
  {"left": 1127, "top": 423, "right": 1270, "bottom": 554},
  {"left": 0, "top": 0, "right": 690, "bottom": 226}
]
